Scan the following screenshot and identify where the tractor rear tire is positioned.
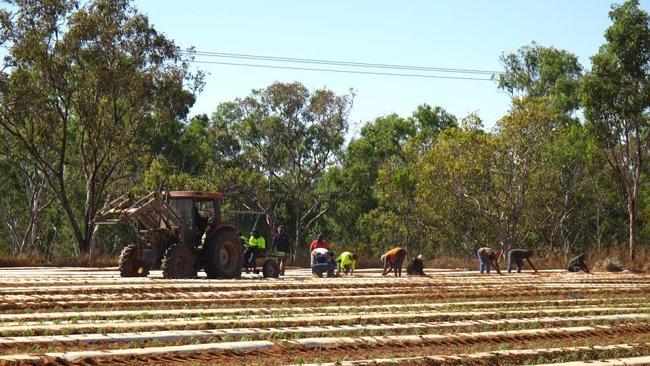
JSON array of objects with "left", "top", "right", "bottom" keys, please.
[
  {"left": 204, "top": 229, "right": 243, "bottom": 279},
  {"left": 162, "top": 244, "right": 197, "bottom": 279},
  {"left": 119, "top": 244, "right": 150, "bottom": 277},
  {"left": 262, "top": 259, "right": 280, "bottom": 278}
]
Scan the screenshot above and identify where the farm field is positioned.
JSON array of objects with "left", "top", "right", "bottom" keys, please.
[{"left": 0, "top": 268, "right": 648, "bottom": 365}]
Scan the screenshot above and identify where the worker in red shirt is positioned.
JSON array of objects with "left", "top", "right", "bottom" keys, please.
[
  {"left": 477, "top": 247, "right": 502, "bottom": 274},
  {"left": 309, "top": 234, "right": 330, "bottom": 269},
  {"left": 309, "top": 234, "right": 330, "bottom": 252},
  {"left": 381, "top": 247, "right": 407, "bottom": 277}
]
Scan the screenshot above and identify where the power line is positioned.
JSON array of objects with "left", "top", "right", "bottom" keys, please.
[
  {"left": 190, "top": 60, "right": 498, "bottom": 81},
  {"left": 185, "top": 50, "right": 504, "bottom": 76},
  {"left": 2, "top": 44, "right": 501, "bottom": 81}
]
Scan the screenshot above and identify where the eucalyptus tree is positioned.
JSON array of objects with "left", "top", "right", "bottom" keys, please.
[
  {"left": 211, "top": 82, "right": 353, "bottom": 255},
  {"left": 582, "top": 0, "right": 650, "bottom": 260},
  {"left": 0, "top": 0, "right": 201, "bottom": 255}
]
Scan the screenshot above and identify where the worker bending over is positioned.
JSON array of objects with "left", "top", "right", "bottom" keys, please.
[
  {"left": 507, "top": 249, "right": 538, "bottom": 273},
  {"left": 406, "top": 254, "right": 426, "bottom": 276},
  {"left": 311, "top": 247, "right": 331, "bottom": 271},
  {"left": 381, "top": 247, "right": 407, "bottom": 277},
  {"left": 335, "top": 251, "right": 357, "bottom": 275},
  {"left": 567, "top": 253, "right": 590, "bottom": 273},
  {"left": 477, "top": 247, "right": 501, "bottom": 274},
  {"left": 311, "top": 248, "right": 335, "bottom": 276}
]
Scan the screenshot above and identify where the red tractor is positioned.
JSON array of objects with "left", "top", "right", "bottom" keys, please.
[{"left": 94, "top": 191, "right": 243, "bottom": 279}]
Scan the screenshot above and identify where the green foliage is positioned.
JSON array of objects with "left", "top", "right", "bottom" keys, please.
[
  {"left": 144, "top": 155, "right": 194, "bottom": 191},
  {"left": 207, "top": 82, "right": 353, "bottom": 253},
  {"left": 499, "top": 43, "right": 583, "bottom": 115}
]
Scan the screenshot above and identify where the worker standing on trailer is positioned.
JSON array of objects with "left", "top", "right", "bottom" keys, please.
[
  {"left": 309, "top": 234, "right": 331, "bottom": 270},
  {"left": 507, "top": 249, "right": 538, "bottom": 273},
  {"left": 246, "top": 229, "right": 266, "bottom": 267},
  {"left": 271, "top": 225, "right": 290, "bottom": 276},
  {"left": 406, "top": 254, "right": 426, "bottom": 276},
  {"left": 335, "top": 251, "right": 358, "bottom": 275},
  {"left": 477, "top": 247, "right": 502, "bottom": 274},
  {"left": 567, "top": 253, "right": 590, "bottom": 273},
  {"left": 381, "top": 247, "right": 407, "bottom": 277},
  {"left": 309, "top": 233, "right": 330, "bottom": 252}
]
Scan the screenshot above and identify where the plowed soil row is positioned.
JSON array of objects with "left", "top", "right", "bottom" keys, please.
[
  {"left": 293, "top": 343, "right": 650, "bottom": 366},
  {"left": 2, "top": 278, "right": 648, "bottom": 297},
  {"left": 3, "top": 287, "right": 646, "bottom": 312},
  {"left": 2, "top": 306, "right": 647, "bottom": 337},
  {"left": 0, "top": 270, "right": 644, "bottom": 283},
  {"left": 8, "top": 323, "right": 649, "bottom": 366},
  {"left": 1, "top": 297, "right": 643, "bottom": 322},
  {"left": 2, "top": 277, "right": 647, "bottom": 295},
  {"left": 1, "top": 314, "right": 648, "bottom": 355}
]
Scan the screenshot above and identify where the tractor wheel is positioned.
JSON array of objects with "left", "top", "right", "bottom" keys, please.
[
  {"left": 161, "top": 244, "right": 197, "bottom": 279},
  {"left": 119, "top": 244, "right": 150, "bottom": 277},
  {"left": 204, "top": 229, "right": 244, "bottom": 279},
  {"left": 262, "top": 259, "right": 280, "bottom": 278}
]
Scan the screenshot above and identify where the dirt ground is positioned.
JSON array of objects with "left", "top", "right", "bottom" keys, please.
[{"left": 0, "top": 267, "right": 648, "bottom": 365}]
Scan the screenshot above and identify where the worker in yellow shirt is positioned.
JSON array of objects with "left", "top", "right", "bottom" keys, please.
[
  {"left": 336, "top": 251, "right": 358, "bottom": 275},
  {"left": 245, "top": 229, "right": 266, "bottom": 267}
]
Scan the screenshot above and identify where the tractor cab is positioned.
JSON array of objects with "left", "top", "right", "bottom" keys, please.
[{"left": 167, "top": 191, "right": 223, "bottom": 247}]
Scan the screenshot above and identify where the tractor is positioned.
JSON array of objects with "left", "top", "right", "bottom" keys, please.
[{"left": 93, "top": 190, "right": 244, "bottom": 279}]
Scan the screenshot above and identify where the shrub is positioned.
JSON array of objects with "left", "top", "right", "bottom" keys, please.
[{"left": 597, "top": 257, "right": 624, "bottom": 272}]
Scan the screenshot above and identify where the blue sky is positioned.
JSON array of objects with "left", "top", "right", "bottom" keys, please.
[{"left": 135, "top": 0, "right": 648, "bottom": 132}]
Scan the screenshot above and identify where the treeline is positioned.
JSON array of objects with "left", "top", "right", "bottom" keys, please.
[{"left": 1, "top": 0, "right": 649, "bottom": 263}]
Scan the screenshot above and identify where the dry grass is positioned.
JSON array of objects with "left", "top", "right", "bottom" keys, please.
[
  {"left": 0, "top": 254, "right": 117, "bottom": 268},
  {"left": 0, "top": 254, "right": 46, "bottom": 267},
  {"left": 429, "top": 256, "right": 475, "bottom": 270},
  {"left": 428, "top": 245, "right": 650, "bottom": 272}
]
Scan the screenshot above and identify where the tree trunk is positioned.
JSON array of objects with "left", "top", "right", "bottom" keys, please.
[
  {"left": 84, "top": 176, "right": 96, "bottom": 261},
  {"left": 504, "top": 239, "right": 512, "bottom": 259},
  {"left": 628, "top": 195, "right": 637, "bottom": 261},
  {"left": 562, "top": 231, "right": 570, "bottom": 263},
  {"left": 595, "top": 199, "right": 603, "bottom": 251},
  {"left": 57, "top": 175, "right": 88, "bottom": 255},
  {"left": 293, "top": 219, "right": 302, "bottom": 265},
  {"left": 88, "top": 225, "right": 101, "bottom": 265}
]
